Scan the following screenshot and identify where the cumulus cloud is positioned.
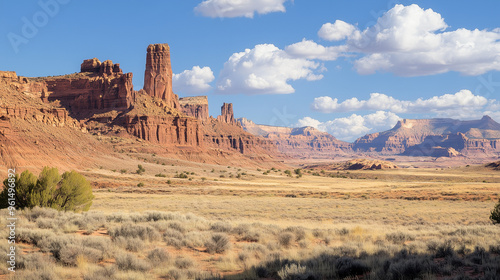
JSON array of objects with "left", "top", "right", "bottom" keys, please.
[
  {"left": 194, "top": 0, "right": 288, "bottom": 18},
  {"left": 318, "top": 20, "right": 357, "bottom": 41},
  {"left": 296, "top": 111, "right": 400, "bottom": 142},
  {"left": 173, "top": 66, "right": 215, "bottom": 95},
  {"left": 318, "top": 4, "right": 500, "bottom": 76},
  {"left": 285, "top": 39, "right": 346, "bottom": 61},
  {"left": 311, "top": 90, "right": 494, "bottom": 119},
  {"left": 216, "top": 44, "right": 323, "bottom": 94}
]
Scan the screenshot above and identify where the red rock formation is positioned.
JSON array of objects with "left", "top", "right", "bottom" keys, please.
[
  {"left": 238, "top": 118, "right": 353, "bottom": 158},
  {"left": 217, "top": 103, "right": 235, "bottom": 124},
  {"left": 125, "top": 114, "right": 202, "bottom": 146},
  {"left": 143, "top": 44, "right": 179, "bottom": 109},
  {"left": 0, "top": 106, "right": 83, "bottom": 129},
  {"left": 355, "top": 117, "right": 500, "bottom": 156},
  {"left": 179, "top": 96, "right": 209, "bottom": 121},
  {"left": 43, "top": 62, "right": 134, "bottom": 116},
  {"left": 203, "top": 118, "right": 278, "bottom": 155},
  {"left": 308, "top": 159, "right": 398, "bottom": 171}
]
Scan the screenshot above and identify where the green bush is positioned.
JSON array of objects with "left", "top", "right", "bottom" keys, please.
[
  {"left": 0, "top": 167, "right": 93, "bottom": 212},
  {"left": 136, "top": 164, "right": 146, "bottom": 175},
  {"left": 490, "top": 197, "right": 500, "bottom": 224}
]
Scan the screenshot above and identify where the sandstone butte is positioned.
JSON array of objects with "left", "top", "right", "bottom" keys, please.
[{"left": 0, "top": 43, "right": 281, "bottom": 169}]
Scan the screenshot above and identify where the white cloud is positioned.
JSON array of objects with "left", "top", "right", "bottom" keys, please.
[
  {"left": 194, "top": 0, "right": 288, "bottom": 18},
  {"left": 216, "top": 44, "right": 323, "bottom": 94},
  {"left": 285, "top": 39, "right": 346, "bottom": 61},
  {"left": 296, "top": 111, "right": 400, "bottom": 142},
  {"left": 311, "top": 90, "right": 492, "bottom": 119},
  {"left": 318, "top": 4, "right": 500, "bottom": 76},
  {"left": 173, "top": 66, "right": 215, "bottom": 95},
  {"left": 318, "top": 20, "right": 357, "bottom": 41}
]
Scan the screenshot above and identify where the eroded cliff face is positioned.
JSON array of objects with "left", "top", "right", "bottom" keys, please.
[
  {"left": 125, "top": 114, "right": 202, "bottom": 146},
  {"left": 40, "top": 59, "right": 134, "bottom": 118},
  {"left": 238, "top": 118, "right": 352, "bottom": 158},
  {"left": 143, "top": 44, "right": 179, "bottom": 109},
  {"left": 203, "top": 106, "right": 279, "bottom": 156},
  {"left": 179, "top": 96, "right": 209, "bottom": 121},
  {"left": 354, "top": 118, "right": 500, "bottom": 156}
]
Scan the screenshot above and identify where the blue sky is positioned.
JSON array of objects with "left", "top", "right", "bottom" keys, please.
[{"left": 1, "top": 0, "right": 500, "bottom": 141}]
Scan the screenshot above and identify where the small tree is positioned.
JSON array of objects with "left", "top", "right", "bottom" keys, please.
[
  {"left": 30, "top": 167, "right": 61, "bottom": 207},
  {"left": 491, "top": 198, "right": 500, "bottom": 224},
  {"left": 0, "top": 167, "right": 93, "bottom": 212},
  {"left": 53, "top": 171, "right": 94, "bottom": 212},
  {"left": 0, "top": 170, "right": 37, "bottom": 209}
]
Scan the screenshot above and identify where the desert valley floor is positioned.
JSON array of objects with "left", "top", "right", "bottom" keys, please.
[{"left": 2, "top": 150, "right": 500, "bottom": 279}]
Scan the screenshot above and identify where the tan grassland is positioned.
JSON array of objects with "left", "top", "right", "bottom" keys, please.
[{"left": 2, "top": 154, "right": 500, "bottom": 279}]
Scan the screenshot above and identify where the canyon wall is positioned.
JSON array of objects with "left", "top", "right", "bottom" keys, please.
[{"left": 179, "top": 96, "right": 209, "bottom": 121}]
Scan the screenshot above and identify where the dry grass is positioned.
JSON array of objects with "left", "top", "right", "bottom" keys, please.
[{"left": 1, "top": 164, "right": 500, "bottom": 279}]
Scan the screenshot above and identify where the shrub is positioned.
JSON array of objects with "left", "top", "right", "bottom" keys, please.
[
  {"left": 155, "top": 173, "right": 167, "bottom": 177},
  {"left": 205, "top": 233, "right": 231, "bottom": 254},
  {"left": 175, "top": 173, "right": 188, "bottom": 179},
  {"left": 0, "top": 168, "right": 94, "bottom": 212},
  {"left": 278, "top": 232, "right": 294, "bottom": 248},
  {"left": 109, "top": 223, "right": 161, "bottom": 242},
  {"left": 147, "top": 247, "right": 170, "bottom": 264},
  {"left": 175, "top": 256, "right": 194, "bottom": 269},
  {"left": 386, "top": 232, "right": 416, "bottom": 244},
  {"left": 114, "top": 236, "right": 145, "bottom": 252},
  {"left": 277, "top": 263, "right": 308, "bottom": 280},
  {"left": 116, "top": 253, "right": 150, "bottom": 271},
  {"left": 59, "top": 244, "right": 102, "bottom": 265},
  {"left": 16, "top": 253, "right": 52, "bottom": 270},
  {"left": 137, "top": 182, "right": 144, "bottom": 187},
  {"left": 11, "top": 268, "right": 58, "bottom": 280},
  {"left": 83, "top": 266, "right": 116, "bottom": 280},
  {"left": 120, "top": 169, "right": 127, "bottom": 174},
  {"left": 136, "top": 164, "right": 146, "bottom": 175},
  {"left": 490, "top": 197, "right": 500, "bottom": 224},
  {"left": 210, "top": 221, "right": 232, "bottom": 232}
]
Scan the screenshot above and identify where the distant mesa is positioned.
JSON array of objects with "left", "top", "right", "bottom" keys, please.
[
  {"left": 353, "top": 116, "right": 500, "bottom": 157},
  {"left": 307, "top": 158, "right": 398, "bottom": 171},
  {"left": 238, "top": 117, "right": 352, "bottom": 159}
]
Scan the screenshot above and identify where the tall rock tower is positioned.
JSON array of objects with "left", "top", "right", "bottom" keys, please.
[
  {"left": 143, "top": 44, "right": 179, "bottom": 109},
  {"left": 217, "top": 103, "right": 236, "bottom": 124}
]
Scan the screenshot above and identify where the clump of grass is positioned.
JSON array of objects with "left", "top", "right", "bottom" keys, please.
[
  {"left": 278, "top": 232, "right": 294, "bottom": 248},
  {"left": 114, "top": 236, "right": 145, "bottom": 252},
  {"left": 175, "top": 256, "right": 194, "bottom": 269},
  {"left": 205, "top": 233, "right": 231, "bottom": 254},
  {"left": 83, "top": 266, "right": 116, "bottom": 280},
  {"left": 386, "top": 232, "right": 416, "bottom": 244},
  {"left": 116, "top": 253, "right": 150, "bottom": 271},
  {"left": 147, "top": 247, "right": 170, "bottom": 265},
  {"left": 108, "top": 223, "right": 161, "bottom": 242}
]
